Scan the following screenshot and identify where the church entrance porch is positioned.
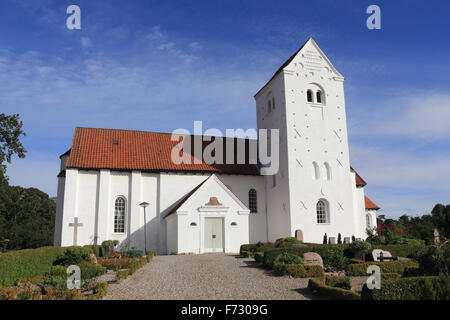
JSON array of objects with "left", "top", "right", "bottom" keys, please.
[{"left": 203, "top": 217, "right": 224, "bottom": 253}]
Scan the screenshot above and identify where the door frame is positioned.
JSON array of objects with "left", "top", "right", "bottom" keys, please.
[
  {"left": 198, "top": 207, "right": 228, "bottom": 253},
  {"left": 203, "top": 217, "right": 224, "bottom": 253}
]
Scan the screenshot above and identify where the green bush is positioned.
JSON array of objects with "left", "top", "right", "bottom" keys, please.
[
  {"left": 273, "top": 252, "right": 303, "bottom": 267},
  {"left": 415, "top": 244, "right": 450, "bottom": 276},
  {"left": 122, "top": 249, "right": 143, "bottom": 258},
  {"left": 361, "top": 275, "right": 450, "bottom": 300},
  {"left": 308, "top": 278, "right": 360, "bottom": 300},
  {"left": 254, "top": 252, "right": 264, "bottom": 263},
  {"left": 79, "top": 262, "right": 106, "bottom": 279},
  {"left": 325, "top": 276, "right": 351, "bottom": 290},
  {"left": 45, "top": 265, "right": 68, "bottom": 279},
  {"left": 275, "top": 237, "right": 301, "bottom": 248},
  {"left": 382, "top": 273, "right": 401, "bottom": 280},
  {"left": 53, "top": 247, "right": 93, "bottom": 266},
  {"left": 84, "top": 245, "right": 105, "bottom": 258},
  {"left": 312, "top": 245, "right": 348, "bottom": 271},
  {"left": 373, "top": 244, "right": 425, "bottom": 259},
  {"left": 0, "top": 246, "right": 82, "bottom": 287},
  {"left": 115, "top": 269, "right": 129, "bottom": 282},
  {"left": 274, "top": 264, "right": 324, "bottom": 278},
  {"left": 239, "top": 244, "right": 258, "bottom": 256},
  {"left": 263, "top": 247, "right": 313, "bottom": 269},
  {"left": 344, "top": 240, "right": 371, "bottom": 259},
  {"left": 346, "top": 260, "right": 419, "bottom": 276},
  {"left": 403, "top": 267, "right": 422, "bottom": 277}
]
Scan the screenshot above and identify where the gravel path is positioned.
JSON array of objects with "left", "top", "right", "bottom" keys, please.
[{"left": 103, "top": 254, "right": 319, "bottom": 300}]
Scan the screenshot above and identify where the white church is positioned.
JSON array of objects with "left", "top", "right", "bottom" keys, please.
[{"left": 54, "top": 38, "right": 380, "bottom": 254}]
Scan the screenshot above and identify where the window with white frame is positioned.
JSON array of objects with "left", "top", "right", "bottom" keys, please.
[
  {"left": 316, "top": 200, "right": 329, "bottom": 224},
  {"left": 114, "top": 197, "right": 126, "bottom": 233},
  {"left": 249, "top": 189, "right": 257, "bottom": 213},
  {"left": 307, "top": 90, "right": 313, "bottom": 102}
]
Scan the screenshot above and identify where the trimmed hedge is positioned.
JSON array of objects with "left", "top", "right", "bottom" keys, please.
[
  {"left": 263, "top": 247, "right": 312, "bottom": 269},
  {"left": 325, "top": 276, "right": 351, "bottom": 290},
  {"left": 373, "top": 245, "right": 425, "bottom": 259},
  {"left": 308, "top": 278, "right": 360, "bottom": 300},
  {"left": 274, "top": 264, "right": 324, "bottom": 278},
  {"left": 240, "top": 244, "right": 258, "bottom": 256},
  {"left": 381, "top": 273, "right": 401, "bottom": 280},
  {"left": 0, "top": 246, "right": 89, "bottom": 287},
  {"left": 361, "top": 275, "right": 450, "bottom": 300},
  {"left": 346, "top": 260, "right": 419, "bottom": 276},
  {"left": 254, "top": 252, "right": 264, "bottom": 263}
]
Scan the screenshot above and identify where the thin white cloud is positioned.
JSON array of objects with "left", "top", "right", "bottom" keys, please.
[
  {"left": 80, "top": 37, "right": 93, "bottom": 48},
  {"left": 146, "top": 26, "right": 163, "bottom": 40}
]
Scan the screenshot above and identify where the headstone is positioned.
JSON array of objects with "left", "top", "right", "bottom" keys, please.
[
  {"left": 372, "top": 249, "right": 392, "bottom": 262},
  {"left": 434, "top": 228, "right": 440, "bottom": 244},
  {"left": 303, "top": 252, "right": 324, "bottom": 268},
  {"left": 295, "top": 229, "right": 303, "bottom": 242},
  {"left": 329, "top": 237, "right": 336, "bottom": 244},
  {"left": 343, "top": 237, "right": 351, "bottom": 244},
  {"left": 90, "top": 253, "right": 98, "bottom": 264}
]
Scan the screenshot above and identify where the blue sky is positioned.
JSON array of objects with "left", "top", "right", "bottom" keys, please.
[{"left": 1, "top": 0, "right": 449, "bottom": 219}]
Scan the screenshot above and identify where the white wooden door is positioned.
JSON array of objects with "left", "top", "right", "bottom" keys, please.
[{"left": 204, "top": 218, "right": 223, "bottom": 252}]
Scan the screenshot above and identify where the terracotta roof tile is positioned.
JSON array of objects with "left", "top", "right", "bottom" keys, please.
[
  {"left": 365, "top": 195, "right": 380, "bottom": 210},
  {"left": 65, "top": 127, "right": 260, "bottom": 175},
  {"left": 350, "top": 166, "right": 367, "bottom": 187}
]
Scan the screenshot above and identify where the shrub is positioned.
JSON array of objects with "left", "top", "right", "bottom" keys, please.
[
  {"left": 122, "top": 249, "right": 143, "bottom": 258},
  {"left": 344, "top": 240, "right": 371, "bottom": 259},
  {"left": 361, "top": 275, "right": 450, "bottom": 300},
  {"left": 349, "top": 258, "right": 365, "bottom": 264},
  {"left": 275, "top": 237, "right": 301, "bottom": 248},
  {"left": 323, "top": 233, "right": 327, "bottom": 244},
  {"left": 337, "top": 233, "right": 342, "bottom": 244},
  {"left": 415, "top": 244, "right": 450, "bottom": 276},
  {"left": 79, "top": 262, "right": 106, "bottom": 279},
  {"left": 263, "top": 247, "right": 313, "bottom": 269},
  {"left": 325, "top": 276, "right": 351, "bottom": 290},
  {"left": 273, "top": 252, "right": 303, "bottom": 266},
  {"left": 88, "top": 281, "right": 108, "bottom": 300},
  {"left": 403, "top": 267, "right": 422, "bottom": 277},
  {"left": 308, "top": 278, "right": 360, "bottom": 300},
  {"left": 346, "top": 260, "right": 419, "bottom": 276},
  {"left": 116, "top": 270, "right": 129, "bottom": 282},
  {"left": 372, "top": 244, "right": 425, "bottom": 259},
  {"left": 382, "top": 273, "right": 401, "bottom": 280},
  {"left": 53, "top": 247, "right": 93, "bottom": 266},
  {"left": 0, "top": 246, "right": 81, "bottom": 287},
  {"left": 46, "top": 266, "right": 68, "bottom": 279},
  {"left": 274, "top": 264, "right": 324, "bottom": 278},
  {"left": 84, "top": 245, "right": 105, "bottom": 258},
  {"left": 239, "top": 244, "right": 258, "bottom": 256},
  {"left": 312, "top": 245, "right": 348, "bottom": 271},
  {"left": 254, "top": 252, "right": 264, "bottom": 263}
]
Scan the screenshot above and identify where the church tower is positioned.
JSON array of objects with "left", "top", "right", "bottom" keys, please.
[{"left": 255, "top": 38, "right": 363, "bottom": 243}]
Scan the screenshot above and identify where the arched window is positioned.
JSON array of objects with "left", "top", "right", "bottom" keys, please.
[
  {"left": 248, "top": 189, "right": 257, "bottom": 213},
  {"left": 307, "top": 90, "right": 313, "bottom": 102},
  {"left": 114, "top": 197, "right": 126, "bottom": 233},
  {"left": 316, "top": 200, "right": 329, "bottom": 224},
  {"left": 190, "top": 222, "right": 197, "bottom": 227},
  {"left": 268, "top": 99, "right": 272, "bottom": 112},
  {"left": 231, "top": 222, "right": 238, "bottom": 226},
  {"left": 323, "top": 162, "right": 332, "bottom": 180},
  {"left": 316, "top": 90, "right": 322, "bottom": 104},
  {"left": 272, "top": 96, "right": 275, "bottom": 110},
  {"left": 312, "top": 162, "right": 320, "bottom": 180},
  {"left": 366, "top": 214, "right": 372, "bottom": 229}
]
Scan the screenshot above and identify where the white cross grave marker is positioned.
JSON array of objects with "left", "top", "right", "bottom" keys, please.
[{"left": 69, "top": 217, "right": 83, "bottom": 246}]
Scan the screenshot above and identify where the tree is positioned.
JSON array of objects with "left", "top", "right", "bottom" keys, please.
[
  {"left": 337, "top": 233, "right": 342, "bottom": 244},
  {"left": 323, "top": 233, "right": 327, "bottom": 244},
  {"left": 0, "top": 182, "right": 55, "bottom": 250},
  {"left": 0, "top": 113, "right": 26, "bottom": 179}
]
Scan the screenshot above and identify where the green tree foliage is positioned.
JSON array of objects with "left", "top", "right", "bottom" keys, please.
[
  {"left": 0, "top": 113, "right": 27, "bottom": 179},
  {"left": 0, "top": 181, "right": 55, "bottom": 250}
]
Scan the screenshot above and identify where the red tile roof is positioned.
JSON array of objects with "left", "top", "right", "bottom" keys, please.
[
  {"left": 350, "top": 166, "right": 367, "bottom": 187},
  {"left": 365, "top": 195, "right": 380, "bottom": 210},
  {"left": 65, "top": 127, "right": 260, "bottom": 175}
]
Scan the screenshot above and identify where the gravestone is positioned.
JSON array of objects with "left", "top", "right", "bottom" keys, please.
[
  {"left": 329, "top": 237, "right": 336, "bottom": 244},
  {"left": 372, "top": 249, "right": 393, "bottom": 262},
  {"left": 303, "top": 252, "right": 324, "bottom": 268},
  {"left": 434, "top": 228, "right": 440, "bottom": 244},
  {"left": 295, "top": 229, "right": 303, "bottom": 242},
  {"left": 343, "top": 237, "right": 351, "bottom": 244}
]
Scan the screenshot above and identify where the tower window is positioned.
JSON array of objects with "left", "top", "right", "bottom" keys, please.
[
  {"left": 249, "top": 189, "right": 257, "bottom": 213},
  {"left": 272, "top": 96, "right": 275, "bottom": 110},
  {"left": 307, "top": 90, "right": 313, "bottom": 102},
  {"left": 312, "top": 162, "right": 320, "bottom": 180},
  {"left": 316, "top": 200, "right": 329, "bottom": 224},
  {"left": 268, "top": 99, "right": 272, "bottom": 112},
  {"left": 316, "top": 91, "right": 322, "bottom": 104},
  {"left": 324, "top": 162, "right": 332, "bottom": 180}
]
